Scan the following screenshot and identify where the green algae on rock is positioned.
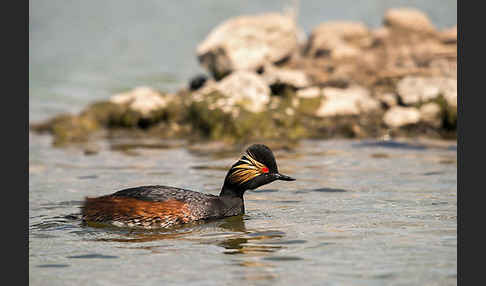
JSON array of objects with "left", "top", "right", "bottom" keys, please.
[
  {"left": 30, "top": 87, "right": 188, "bottom": 146},
  {"left": 30, "top": 113, "right": 101, "bottom": 146},
  {"left": 186, "top": 90, "right": 306, "bottom": 142}
]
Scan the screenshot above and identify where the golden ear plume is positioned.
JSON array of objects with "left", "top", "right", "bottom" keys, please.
[{"left": 228, "top": 151, "right": 267, "bottom": 184}]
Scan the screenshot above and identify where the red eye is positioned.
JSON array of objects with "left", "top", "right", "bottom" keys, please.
[{"left": 261, "top": 167, "right": 269, "bottom": 173}]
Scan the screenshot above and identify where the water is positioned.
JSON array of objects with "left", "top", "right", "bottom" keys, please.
[
  {"left": 29, "top": 136, "right": 457, "bottom": 285},
  {"left": 30, "top": 1, "right": 457, "bottom": 285}
]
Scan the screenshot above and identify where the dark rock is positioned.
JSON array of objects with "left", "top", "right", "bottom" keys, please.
[{"left": 189, "top": 74, "right": 208, "bottom": 91}]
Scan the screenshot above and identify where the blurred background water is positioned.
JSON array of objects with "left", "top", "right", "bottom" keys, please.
[{"left": 29, "top": 1, "right": 457, "bottom": 285}]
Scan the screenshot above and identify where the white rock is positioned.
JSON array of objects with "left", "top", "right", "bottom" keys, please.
[
  {"left": 197, "top": 13, "right": 298, "bottom": 77},
  {"left": 383, "top": 106, "right": 421, "bottom": 128},
  {"left": 195, "top": 71, "right": 271, "bottom": 113},
  {"left": 397, "top": 76, "right": 441, "bottom": 105},
  {"left": 372, "top": 27, "right": 390, "bottom": 42},
  {"left": 312, "top": 21, "right": 370, "bottom": 41},
  {"left": 110, "top": 86, "right": 171, "bottom": 116},
  {"left": 383, "top": 8, "right": 436, "bottom": 33},
  {"left": 429, "top": 59, "right": 457, "bottom": 78},
  {"left": 397, "top": 76, "right": 457, "bottom": 105},
  {"left": 420, "top": 102, "right": 442, "bottom": 126},
  {"left": 285, "top": 107, "right": 295, "bottom": 116},
  {"left": 261, "top": 65, "right": 310, "bottom": 88},
  {"left": 439, "top": 25, "right": 457, "bottom": 44},
  {"left": 440, "top": 78, "right": 457, "bottom": 109},
  {"left": 377, "top": 93, "right": 398, "bottom": 107},
  {"left": 330, "top": 42, "right": 361, "bottom": 60},
  {"left": 316, "top": 86, "right": 380, "bottom": 117},
  {"left": 296, "top": 87, "right": 321, "bottom": 99},
  {"left": 306, "top": 21, "right": 370, "bottom": 59}
]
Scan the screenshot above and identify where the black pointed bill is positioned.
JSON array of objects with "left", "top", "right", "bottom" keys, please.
[{"left": 273, "top": 173, "right": 296, "bottom": 181}]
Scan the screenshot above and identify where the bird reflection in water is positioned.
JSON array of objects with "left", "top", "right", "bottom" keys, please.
[
  {"left": 91, "top": 215, "right": 284, "bottom": 282},
  {"left": 91, "top": 215, "right": 284, "bottom": 255}
]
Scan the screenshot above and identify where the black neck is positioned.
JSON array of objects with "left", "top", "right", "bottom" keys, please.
[
  {"left": 219, "top": 183, "right": 245, "bottom": 216},
  {"left": 219, "top": 183, "right": 245, "bottom": 198}
]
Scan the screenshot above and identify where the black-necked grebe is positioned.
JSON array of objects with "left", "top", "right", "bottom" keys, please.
[{"left": 81, "top": 144, "right": 295, "bottom": 228}]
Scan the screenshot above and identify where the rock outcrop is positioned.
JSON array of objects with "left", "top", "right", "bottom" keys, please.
[
  {"left": 316, "top": 86, "right": 380, "bottom": 117},
  {"left": 419, "top": 102, "right": 442, "bottom": 127},
  {"left": 197, "top": 13, "right": 299, "bottom": 79},
  {"left": 305, "top": 21, "right": 371, "bottom": 60},
  {"left": 383, "top": 106, "right": 421, "bottom": 128},
  {"left": 383, "top": 8, "right": 436, "bottom": 34},
  {"left": 31, "top": 7, "right": 457, "bottom": 147},
  {"left": 193, "top": 71, "right": 271, "bottom": 113},
  {"left": 261, "top": 65, "right": 311, "bottom": 89},
  {"left": 396, "top": 76, "right": 457, "bottom": 107},
  {"left": 109, "top": 86, "right": 173, "bottom": 116}
]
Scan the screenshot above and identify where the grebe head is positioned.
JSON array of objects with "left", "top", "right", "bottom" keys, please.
[{"left": 220, "top": 144, "right": 295, "bottom": 197}]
